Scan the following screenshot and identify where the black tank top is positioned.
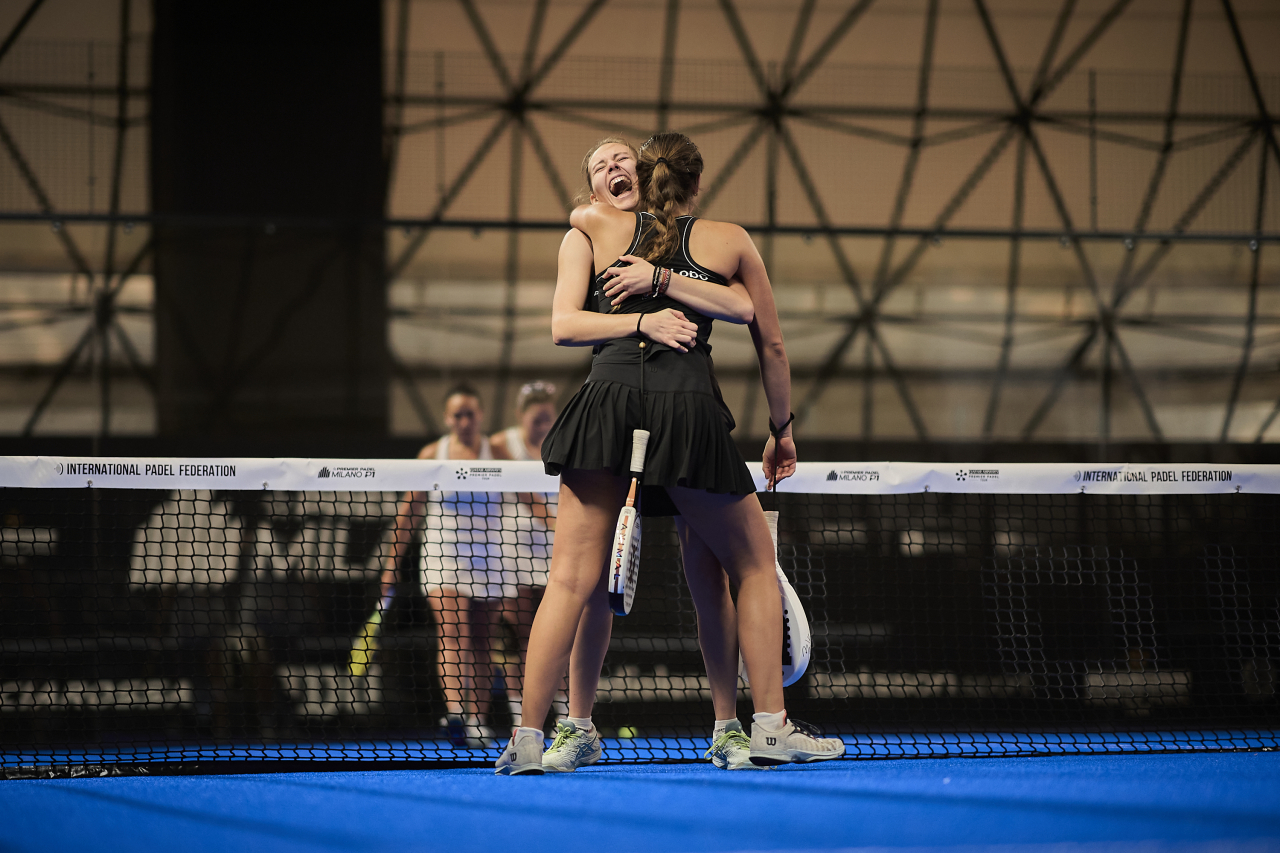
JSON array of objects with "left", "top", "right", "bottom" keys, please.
[
  {"left": 586, "top": 212, "right": 738, "bottom": 426},
  {"left": 587, "top": 213, "right": 729, "bottom": 354}
]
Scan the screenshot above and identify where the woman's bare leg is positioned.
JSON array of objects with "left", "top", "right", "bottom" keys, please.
[
  {"left": 675, "top": 518, "right": 740, "bottom": 721},
  {"left": 668, "top": 488, "right": 783, "bottom": 714},
  {"left": 470, "top": 599, "right": 504, "bottom": 724},
  {"left": 427, "top": 589, "right": 474, "bottom": 716},
  {"left": 520, "top": 469, "right": 628, "bottom": 728},
  {"left": 568, "top": 584, "right": 613, "bottom": 718},
  {"left": 499, "top": 585, "right": 558, "bottom": 728}
]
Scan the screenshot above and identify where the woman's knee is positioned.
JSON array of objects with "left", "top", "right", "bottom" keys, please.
[{"left": 544, "top": 567, "right": 604, "bottom": 602}]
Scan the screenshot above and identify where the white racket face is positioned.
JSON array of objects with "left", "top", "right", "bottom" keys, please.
[
  {"left": 779, "top": 571, "right": 811, "bottom": 686},
  {"left": 608, "top": 507, "right": 641, "bottom": 615},
  {"left": 739, "top": 547, "right": 812, "bottom": 687}
]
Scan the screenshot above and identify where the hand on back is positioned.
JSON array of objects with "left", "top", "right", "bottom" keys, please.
[
  {"left": 639, "top": 309, "right": 698, "bottom": 353},
  {"left": 600, "top": 255, "right": 656, "bottom": 306}
]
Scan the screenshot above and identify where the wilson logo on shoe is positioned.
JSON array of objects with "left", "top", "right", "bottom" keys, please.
[{"left": 766, "top": 737, "right": 776, "bottom": 746}]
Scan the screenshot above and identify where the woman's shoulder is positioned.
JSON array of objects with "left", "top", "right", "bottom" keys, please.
[
  {"left": 570, "top": 203, "right": 636, "bottom": 232},
  {"left": 688, "top": 216, "right": 749, "bottom": 242},
  {"left": 687, "top": 217, "right": 754, "bottom": 258}
]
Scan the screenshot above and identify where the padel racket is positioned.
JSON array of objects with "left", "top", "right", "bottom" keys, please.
[
  {"left": 608, "top": 429, "right": 650, "bottom": 615},
  {"left": 740, "top": 510, "right": 812, "bottom": 687},
  {"left": 348, "top": 593, "right": 392, "bottom": 677}
]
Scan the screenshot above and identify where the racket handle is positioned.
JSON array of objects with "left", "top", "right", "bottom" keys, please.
[
  {"left": 764, "top": 510, "right": 780, "bottom": 551},
  {"left": 630, "top": 429, "right": 651, "bottom": 474}
]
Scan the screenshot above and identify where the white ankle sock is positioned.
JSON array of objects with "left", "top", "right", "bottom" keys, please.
[
  {"left": 713, "top": 717, "right": 741, "bottom": 737},
  {"left": 752, "top": 710, "right": 787, "bottom": 732},
  {"left": 566, "top": 716, "right": 593, "bottom": 732},
  {"left": 446, "top": 702, "right": 465, "bottom": 717},
  {"left": 514, "top": 726, "right": 543, "bottom": 741}
]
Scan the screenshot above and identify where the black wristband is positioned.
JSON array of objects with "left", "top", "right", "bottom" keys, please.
[{"left": 768, "top": 412, "right": 795, "bottom": 438}]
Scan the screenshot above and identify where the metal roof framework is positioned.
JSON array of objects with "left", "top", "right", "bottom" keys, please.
[{"left": 0, "top": 0, "right": 1277, "bottom": 442}]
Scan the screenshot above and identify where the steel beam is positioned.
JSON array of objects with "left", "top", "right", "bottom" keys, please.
[
  {"left": 984, "top": 133, "right": 1027, "bottom": 439},
  {"left": 386, "top": 113, "right": 512, "bottom": 282},
  {"left": 1220, "top": 141, "right": 1268, "bottom": 441},
  {"left": 97, "top": 0, "right": 132, "bottom": 438},
  {"left": 0, "top": 0, "right": 44, "bottom": 68},
  {"left": 21, "top": 324, "right": 95, "bottom": 437},
  {"left": 786, "top": 0, "right": 877, "bottom": 98},
  {"left": 0, "top": 115, "right": 94, "bottom": 278}
]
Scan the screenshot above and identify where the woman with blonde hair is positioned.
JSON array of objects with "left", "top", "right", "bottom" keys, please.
[{"left": 496, "top": 132, "right": 843, "bottom": 774}]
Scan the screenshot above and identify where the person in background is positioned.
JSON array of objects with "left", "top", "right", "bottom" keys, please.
[
  {"left": 380, "top": 383, "right": 499, "bottom": 747},
  {"left": 479, "top": 381, "right": 567, "bottom": 731}
]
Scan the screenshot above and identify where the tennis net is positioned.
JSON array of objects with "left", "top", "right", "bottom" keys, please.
[{"left": 1, "top": 457, "right": 1277, "bottom": 775}]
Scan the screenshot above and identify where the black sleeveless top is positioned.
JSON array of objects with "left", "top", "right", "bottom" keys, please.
[
  {"left": 585, "top": 213, "right": 730, "bottom": 396},
  {"left": 542, "top": 212, "right": 754, "bottom": 502}
]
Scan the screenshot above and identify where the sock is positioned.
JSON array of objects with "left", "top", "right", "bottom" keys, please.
[
  {"left": 566, "top": 715, "right": 593, "bottom": 733},
  {"left": 752, "top": 710, "right": 787, "bottom": 732},
  {"left": 446, "top": 702, "right": 465, "bottom": 718},
  {"left": 713, "top": 718, "right": 741, "bottom": 738},
  {"left": 514, "top": 726, "right": 543, "bottom": 741}
]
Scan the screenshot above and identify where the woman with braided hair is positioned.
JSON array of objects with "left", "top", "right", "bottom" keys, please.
[
  {"left": 496, "top": 132, "right": 844, "bottom": 774},
  {"left": 532, "top": 137, "right": 765, "bottom": 773}
]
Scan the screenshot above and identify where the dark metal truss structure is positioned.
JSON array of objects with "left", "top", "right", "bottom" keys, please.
[{"left": 0, "top": 0, "right": 1277, "bottom": 443}]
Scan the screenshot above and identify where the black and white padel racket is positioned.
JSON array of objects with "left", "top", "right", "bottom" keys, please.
[
  {"left": 740, "top": 509, "right": 812, "bottom": 687},
  {"left": 608, "top": 429, "right": 650, "bottom": 616}
]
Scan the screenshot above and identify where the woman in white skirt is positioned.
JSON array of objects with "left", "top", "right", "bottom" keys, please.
[{"left": 380, "top": 383, "right": 502, "bottom": 747}]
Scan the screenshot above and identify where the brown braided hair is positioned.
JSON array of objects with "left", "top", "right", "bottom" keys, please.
[
  {"left": 574, "top": 136, "right": 639, "bottom": 205},
  {"left": 635, "top": 132, "right": 703, "bottom": 264}
]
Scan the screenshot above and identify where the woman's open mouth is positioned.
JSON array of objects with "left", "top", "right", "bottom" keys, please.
[{"left": 609, "top": 175, "right": 633, "bottom": 197}]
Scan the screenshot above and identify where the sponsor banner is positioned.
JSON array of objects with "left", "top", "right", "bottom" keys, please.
[
  {"left": 760, "top": 462, "right": 1280, "bottom": 495},
  {"left": 0, "top": 457, "right": 563, "bottom": 493},
  {"left": 0, "top": 457, "right": 1275, "bottom": 495}
]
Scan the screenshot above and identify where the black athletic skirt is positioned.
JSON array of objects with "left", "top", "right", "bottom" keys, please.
[{"left": 541, "top": 339, "right": 757, "bottom": 516}]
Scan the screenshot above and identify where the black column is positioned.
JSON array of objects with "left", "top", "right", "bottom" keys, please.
[{"left": 150, "top": 2, "right": 386, "bottom": 437}]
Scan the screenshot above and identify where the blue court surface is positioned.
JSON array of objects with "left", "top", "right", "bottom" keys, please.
[{"left": 2, "top": 751, "right": 1278, "bottom": 852}]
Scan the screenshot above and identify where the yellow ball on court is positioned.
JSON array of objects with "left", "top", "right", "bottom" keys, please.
[{"left": 617, "top": 726, "right": 637, "bottom": 739}]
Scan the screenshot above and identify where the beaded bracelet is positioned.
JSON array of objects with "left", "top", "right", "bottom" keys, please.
[
  {"left": 650, "top": 265, "right": 669, "bottom": 297},
  {"left": 654, "top": 266, "right": 671, "bottom": 298}
]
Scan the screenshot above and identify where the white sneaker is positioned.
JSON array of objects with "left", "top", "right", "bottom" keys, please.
[
  {"left": 749, "top": 717, "right": 845, "bottom": 766},
  {"left": 495, "top": 727, "right": 545, "bottom": 775},
  {"left": 542, "top": 721, "right": 603, "bottom": 772},
  {"left": 705, "top": 722, "right": 762, "bottom": 770}
]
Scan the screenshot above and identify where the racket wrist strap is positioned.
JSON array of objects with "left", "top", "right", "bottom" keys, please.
[{"left": 768, "top": 412, "right": 795, "bottom": 438}]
